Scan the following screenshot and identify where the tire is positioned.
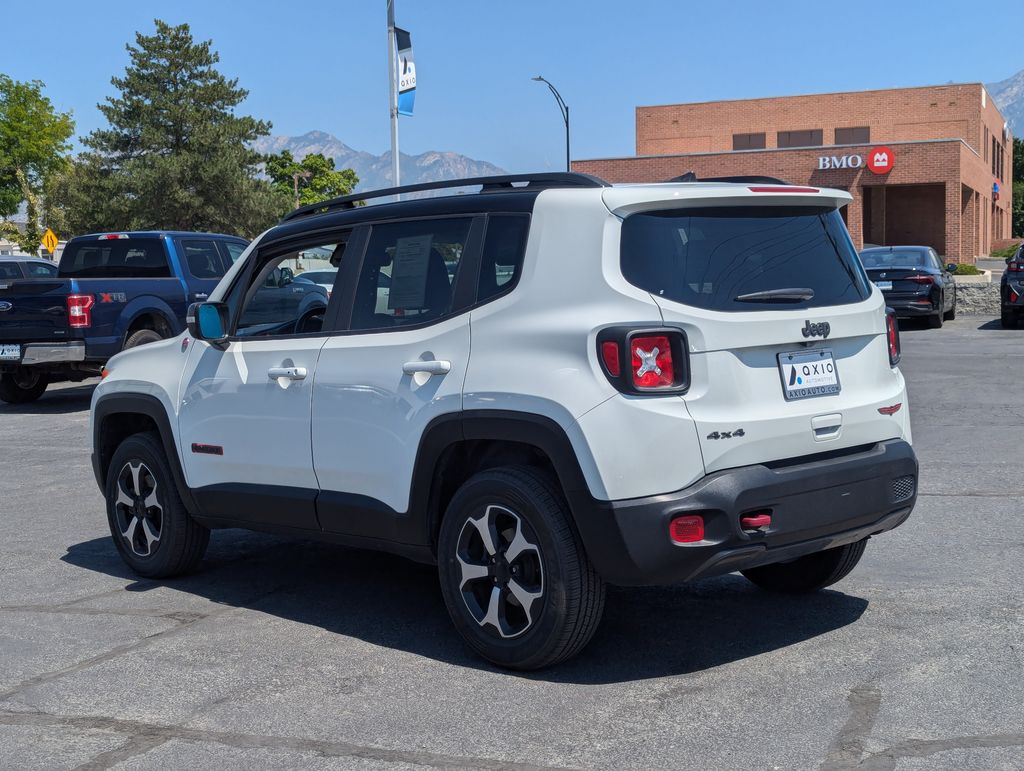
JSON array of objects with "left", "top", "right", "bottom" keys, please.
[
  {"left": 928, "top": 307, "right": 943, "bottom": 328},
  {"left": 1001, "top": 310, "right": 1018, "bottom": 329},
  {"left": 437, "top": 466, "right": 606, "bottom": 670},
  {"left": 0, "top": 367, "right": 49, "bottom": 404},
  {"left": 123, "top": 328, "right": 163, "bottom": 350},
  {"left": 944, "top": 294, "right": 956, "bottom": 321},
  {"left": 741, "top": 538, "right": 868, "bottom": 593},
  {"left": 105, "top": 431, "right": 209, "bottom": 578}
]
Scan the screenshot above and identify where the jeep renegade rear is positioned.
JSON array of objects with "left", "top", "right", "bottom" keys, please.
[{"left": 91, "top": 173, "right": 917, "bottom": 670}]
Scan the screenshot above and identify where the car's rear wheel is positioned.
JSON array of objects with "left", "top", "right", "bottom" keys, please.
[
  {"left": 105, "top": 431, "right": 209, "bottom": 578},
  {"left": 943, "top": 293, "right": 956, "bottom": 320},
  {"left": 437, "top": 466, "right": 605, "bottom": 670},
  {"left": 1001, "top": 310, "right": 1018, "bottom": 329},
  {"left": 741, "top": 538, "right": 867, "bottom": 593},
  {"left": 928, "top": 299, "right": 944, "bottom": 328},
  {"left": 124, "top": 328, "right": 163, "bottom": 350},
  {"left": 0, "top": 367, "right": 49, "bottom": 404}
]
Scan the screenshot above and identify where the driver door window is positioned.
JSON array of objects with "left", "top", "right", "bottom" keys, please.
[{"left": 235, "top": 241, "right": 345, "bottom": 337}]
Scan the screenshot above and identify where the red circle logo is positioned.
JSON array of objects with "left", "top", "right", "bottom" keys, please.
[{"left": 867, "top": 146, "right": 894, "bottom": 174}]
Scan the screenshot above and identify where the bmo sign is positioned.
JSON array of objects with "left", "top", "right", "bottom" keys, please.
[{"left": 817, "top": 146, "right": 895, "bottom": 174}]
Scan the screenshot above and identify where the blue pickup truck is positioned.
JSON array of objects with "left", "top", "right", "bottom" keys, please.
[{"left": 0, "top": 232, "right": 248, "bottom": 403}]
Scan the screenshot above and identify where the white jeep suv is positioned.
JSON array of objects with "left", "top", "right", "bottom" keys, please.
[{"left": 90, "top": 173, "right": 917, "bottom": 670}]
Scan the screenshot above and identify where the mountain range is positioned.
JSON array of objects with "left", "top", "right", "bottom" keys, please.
[
  {"left": 987, "top": 69, "right": 1024, "bottom": 136},
  {"left": 252, "top": 130, "right": 506, "bottom": 193}
]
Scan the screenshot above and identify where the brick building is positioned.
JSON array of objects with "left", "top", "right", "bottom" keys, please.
[{"left": 573, "top": 84, "right": 1013, "bottom": 263}]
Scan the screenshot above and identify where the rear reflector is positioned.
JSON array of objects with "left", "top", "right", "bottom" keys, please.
[
  {"left": 885, "top": 310, "right": 901, "bottom": 366},
  {"left": 748, "top": 186, "right": 820, "bottom": 194},
  {"left": 669, "top": 515, "right": 704, "bottom": 544},
  {"left": 630, "top": 335, "right": 674, "bottom": 388},
  {"left": 878, "top": 403, "right": 902, "bottom": 415},
  {"left": 1011, "top": 289, "right": 1020, "bottom": 303},
  {"left": 67, "top": 294, "right": 95, "bottom": 328},
  {"left": 600, "top": 341, "right": 621, "bottom": 377}
]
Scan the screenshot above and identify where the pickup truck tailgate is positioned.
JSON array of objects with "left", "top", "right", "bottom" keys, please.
[{"left": 0, "top": 279, "right": 71, "bottom": 343}]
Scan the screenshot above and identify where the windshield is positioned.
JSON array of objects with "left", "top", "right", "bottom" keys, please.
[
  {"left": 860, "top": 250, "right": 932, "bottom": 270},
  {"left": 620, "top": 206, "right": 870, "bottom": 311},
  {"left": 58, "top": 238, "right": 170, "bottom": 278}
]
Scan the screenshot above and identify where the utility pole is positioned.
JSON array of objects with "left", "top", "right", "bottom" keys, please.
[
  {"left": 387, "top": 0, "right": 400, "bottom": 192},
  {"left": 292, "top": 170, "right": 312, "bottom": 209}
]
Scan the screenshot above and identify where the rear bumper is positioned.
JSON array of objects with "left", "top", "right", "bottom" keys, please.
[
  {"left": 570, "top": 439, "right": 917, "bottom": 586},
  {"left": 16, "top": 341, "right": 86, "bottom": 365},
  {"left": 885, "top": 297, "right": 937, "bottom": 316}
]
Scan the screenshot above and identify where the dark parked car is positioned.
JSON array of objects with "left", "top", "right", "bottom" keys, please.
[
  {"left": 859, "top": 246, "right": 957, "bottom": 328},
  {"left": 0, "top": 255, "right": 58, "bottom": 279},
  {"left": 1000, "top": 245, "right": 1024, "bottom": 328}
]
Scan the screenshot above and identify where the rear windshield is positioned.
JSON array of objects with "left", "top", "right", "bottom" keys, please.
[
  {"left": 620, "top": 206, "right": 870, "bottom": 311},
  {"left": 860, "top": 250, "right": 934, "bottom": 270},
  {"left": 58, "top": 238, "right": 170, "bottom": 278}
]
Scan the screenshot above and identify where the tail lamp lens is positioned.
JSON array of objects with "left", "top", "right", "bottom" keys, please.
[
  {"left": 630, "top": 335, "right": 674, "bottom": 388},
  {"left": 600, "top": 341, "right": 621, "bottom": 377},
  {"left": 886, "top": 311, "right": 901, "bottom": 365},
  {"left": 1008, "top": 263, "right": 1023, "bottom": 273},
  {"left": 906, "top": 274, "right": 935, "bottom": 284},
  {"left": 670, "top": 515, "right": 704, "bottom": 544},
  {"left": 67, "top": 294, "right": 95, "bottom": 328}
]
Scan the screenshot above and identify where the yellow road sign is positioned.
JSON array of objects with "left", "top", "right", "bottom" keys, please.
[{"left": 41, "top": 228, "right": 59, "bottom": 254}]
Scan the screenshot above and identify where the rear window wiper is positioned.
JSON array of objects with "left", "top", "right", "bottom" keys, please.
[{"left": 734, "top": 288, "right": 815, "bottom": 303}]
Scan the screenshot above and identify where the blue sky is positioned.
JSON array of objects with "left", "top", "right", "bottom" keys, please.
[{"left": 2, "top": 0, "right": 1021, "bottom": 172}]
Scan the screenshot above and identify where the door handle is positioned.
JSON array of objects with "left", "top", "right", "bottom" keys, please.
[
  {"left": 402, "top": 360, "right": 451, "bottom": 376},
  {"left": 268, "top": 366, "right": 307, "bottom": 381}
]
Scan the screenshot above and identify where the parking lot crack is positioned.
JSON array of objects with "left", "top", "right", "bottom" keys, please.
[
  {"left": 820, "top": 685, "right": 881, "bottom": 769},
  {"left": 0, "top": 709, "right": 566, "bottom": 770}
]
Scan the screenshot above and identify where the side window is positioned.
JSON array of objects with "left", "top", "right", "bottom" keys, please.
[
  {"left": 181, "top": 239, "right": 225, "bottom": 279},
  {"left": 477, "top": 215, "right": 529, "bottom": 303},
  {"left": 224, "top": 241, "right": 247, "bottom": 264},
  {"left": 24, "top": 262, "right": 57, "bottom": 277},
  {"left": 235, "top": 239, "right": 346, "bottom": 337},
  {"left": 0, "top": 263, "right": 23, "bottom": 278},
  {"left": 351, "top": 218, "right": 472, "bottom": 331}
]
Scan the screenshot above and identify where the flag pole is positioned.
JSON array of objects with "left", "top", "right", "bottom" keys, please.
[{"left": 387, "top": 0, "right": 400, "bottom": 193}]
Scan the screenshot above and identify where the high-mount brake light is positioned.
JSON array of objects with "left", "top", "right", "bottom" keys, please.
[
  {"left": 748, "top": 186, "right": 819, "bottom": 194},
  {"left": 98, "top": 233, "right": 129, "bottom": 240},
  {"left": 885, "top": 310, "right": 901, "bottom": 366},
  {"left": 630, "top": 335, "right": 674, "bottom": 388},
  {"left": 67, "top": 294, "right": 94, "bottom": 328}
]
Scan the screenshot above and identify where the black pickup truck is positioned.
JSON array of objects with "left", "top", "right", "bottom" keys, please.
[{"left": 0, "top": 231, "right": 248, "bottom": 403}]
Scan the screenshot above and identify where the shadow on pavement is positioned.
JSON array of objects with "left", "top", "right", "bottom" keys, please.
[
  {"left": 0, "top": 383, "right": 95, "bottom": 415},
  {"left": 64, "top": 532, "right": 868, "bottom": 684}
]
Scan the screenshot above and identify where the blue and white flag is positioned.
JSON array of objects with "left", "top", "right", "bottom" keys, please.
[{"left": 396, "top": 28, "right": 416, "bottom": 116}]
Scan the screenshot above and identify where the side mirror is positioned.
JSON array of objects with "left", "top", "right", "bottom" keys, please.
[
  {"left": 186, "top": 302, "right": 230, "bottom": 347},
  {"left": 946, "top": 263, "right": 957, "bottom": 273}
]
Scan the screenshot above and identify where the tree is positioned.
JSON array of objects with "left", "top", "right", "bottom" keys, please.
[
  {"left": 265, "top": 150, "right": 358, "bottom": 209},
  {"left": 0, "top": 76, "right": 73, "bottom": 251},
  {"left": 1013, "top": 137, "right": 1023, "bottom": 238},
  {"left": 52, "top": 20, "right": 287, "bottom": 238}
]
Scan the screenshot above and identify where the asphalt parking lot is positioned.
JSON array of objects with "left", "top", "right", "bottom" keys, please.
[{"left": 1, "top": 316, "right": 1022, "bottom": 770}]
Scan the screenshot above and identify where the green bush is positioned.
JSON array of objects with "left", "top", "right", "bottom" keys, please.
[
  {"left": 953, "top": 263, "right": 982, "bottom": 275},
  {"left": 992, "top": 243, "right": 1022, "bottom": 261}
]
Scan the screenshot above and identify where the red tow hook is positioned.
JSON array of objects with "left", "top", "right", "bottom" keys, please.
[{"left": 740, "top": 512, "right": 772, "bottom": 532}]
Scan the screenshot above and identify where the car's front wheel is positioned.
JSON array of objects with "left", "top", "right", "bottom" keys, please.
[
  {"left": 438, "top": 466, "right": 605, "bottom": 670},
  {"left": 741, "top": 539, "right": 867, "bottom": 593},
  {"left": 105, "top": 432, "right": 209, "bottom": 578},
  {"left": 0, "top": 367, "right": 49, "bottom": 404}
]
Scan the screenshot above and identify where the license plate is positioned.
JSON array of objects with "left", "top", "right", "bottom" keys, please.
[
  {"left": 778, "top": 349, "right": 841, "bottom": 401},
  {"left": 875, "top": 280, "right": 893, "bottom": 290},
  {"left": 0, "top": 344, "right": 21, "bottom": 361}
]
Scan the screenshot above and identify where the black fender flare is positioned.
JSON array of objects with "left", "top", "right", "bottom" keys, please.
[{"left": 92, "top": 392, "right": 199, "bottom": 514}]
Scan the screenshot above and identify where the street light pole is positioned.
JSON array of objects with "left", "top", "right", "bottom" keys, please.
[
  {"left": 293, "top": 170, "right": 312, "bottom": 209},
  {"left": 532, "top": 76, "right": 570, "bottom": 172}
]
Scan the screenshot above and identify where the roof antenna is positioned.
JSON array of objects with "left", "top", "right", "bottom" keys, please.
[{"left": 667, "top": 172, "right": 698, "bottom": 183}]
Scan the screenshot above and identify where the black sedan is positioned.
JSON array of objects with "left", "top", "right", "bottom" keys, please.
[
  {"left": 0, "top": 255, "right": 58, "bottom": 279},
  {"left": 1000, "top": 245, "right": 1024, "bottom": 328},
  {"left": 859, "top": 246, "right": 957, "bottom": 329}
]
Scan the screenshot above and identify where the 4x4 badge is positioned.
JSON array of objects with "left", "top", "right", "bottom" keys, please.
[
  {"left": 801, "top": 320, "right": 831, "bottom": 339},
  {"left": 707, "top": 429, "right": 745, "bottom": 440}
]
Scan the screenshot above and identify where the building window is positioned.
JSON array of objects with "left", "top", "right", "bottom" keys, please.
[
  {"left": 777, "top": 129, "right": 823, "bottom": 148},
  {"left": 834, "top": 126, "right": 870, "bottom": 145},
  {"left": 732, "top": 132, "right": 766, "bottom": 150}
]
